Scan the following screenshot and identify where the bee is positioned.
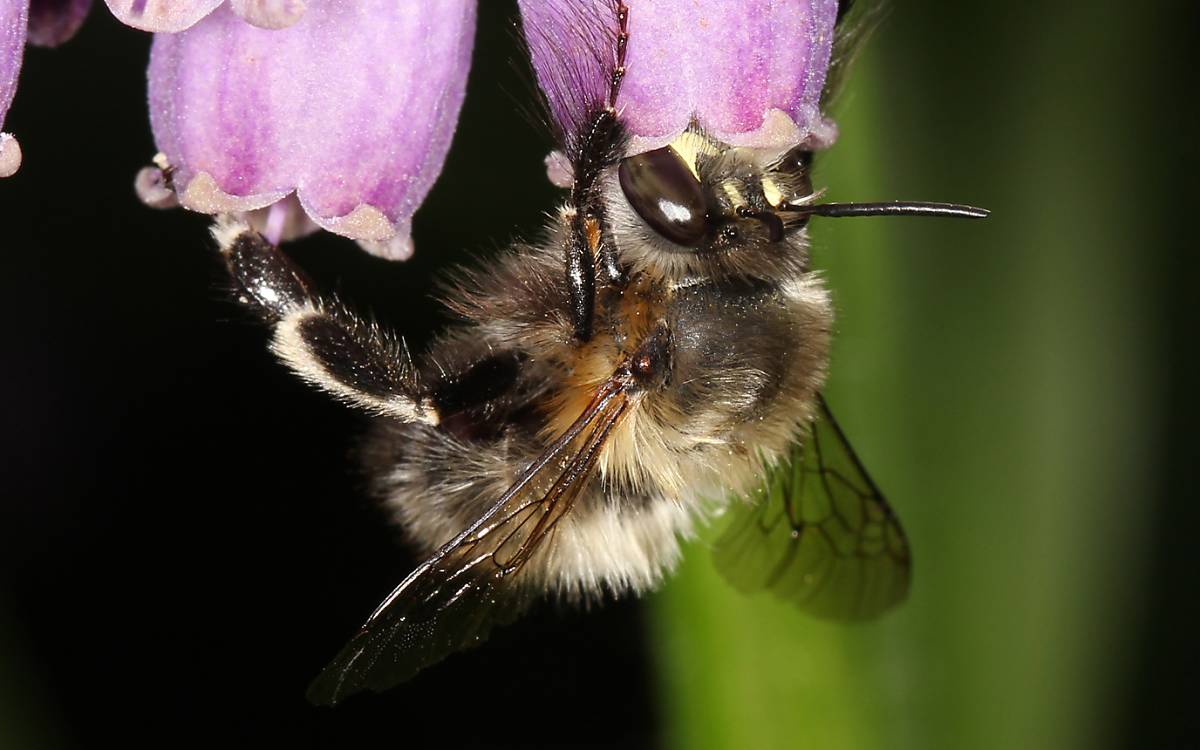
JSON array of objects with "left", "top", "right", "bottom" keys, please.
[{"left": 212, "top": 0, "right": 985, "bottom": 705}]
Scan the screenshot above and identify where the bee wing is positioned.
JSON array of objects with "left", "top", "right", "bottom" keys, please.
[
  {"left": 307, "top": 379, "right": 631, "bottom": 706},
  {"left": 713, "top": 395, "right": 911, "bottom": 620}
]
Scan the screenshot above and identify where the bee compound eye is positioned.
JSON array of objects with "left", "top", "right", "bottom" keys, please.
[
  {"left": 617, "top": 147, "right": 708, "bottom": 247},
  {"left": 775, "top": 145, "right": 814, "bottom": 195}
]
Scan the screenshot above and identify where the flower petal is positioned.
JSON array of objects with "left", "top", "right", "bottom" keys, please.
[
  {"left": 27, "top": 0, "right": 91, "bottom": 47},
  {"left": 244, "top": 194, "right": 318, "bottom": 245},
  {"left": 356, "top": 232, "right": 413, "bottom": 262},
  {"left": 520, "top": 0, "right": 838, "bottom": 154},
  {"left": 0, "top": 0, "right": 27, "bottom": 178},
  {"left": 104, "top": 0, "right": 222, "bottom": 33},
  {"left": 228, "top": 0, "right": 304, "bottom": 30},
  {"left": 148, "top": 0, "right": 476, "bottom": 253},
  {"left": 517, "top": 0, "right": 616, "bottom": 148},
  {"left": 0, "top": 132, "right": 20, "bottom": 177},
  {"left": 134, "top": 163, "right": 178, "bottom": 208}
]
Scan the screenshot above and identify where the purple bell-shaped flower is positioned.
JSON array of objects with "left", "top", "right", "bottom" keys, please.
[
  {"left": 1, "top": 0, "right": 93, "bottom": 177},
  {"left": 106, "top": 0, "right": 306, "bottom": 33},
  {"left": 0, "top": 0, "right": 27, "bottom": 178},
  {"left": 520, "top": 0, "right": 839, "bottom": 167},
  {"left": 141, "top": 0, "right": 475, "bottom": 258}
]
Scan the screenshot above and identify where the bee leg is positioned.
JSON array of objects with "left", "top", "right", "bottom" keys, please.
[
  {"left": 211, "top": 216, "right": 439, "bottom": 425},
  {"left": 564, "top": 211, "right": 596, "bottom": 342},
  {"left": 565, "top": 195, "right": 632, "bottom": 341},
  {"left": 558, "top": 3, "right": 633, "bottom": 340}
]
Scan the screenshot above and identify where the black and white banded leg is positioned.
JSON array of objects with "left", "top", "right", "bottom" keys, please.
[{"left": 211, "top": 217, "right": 439, "bottom": 426}]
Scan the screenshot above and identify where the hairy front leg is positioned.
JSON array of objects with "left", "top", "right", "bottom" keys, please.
[{"left": 212, "top": 217, "right": 439, "bottom": 425}]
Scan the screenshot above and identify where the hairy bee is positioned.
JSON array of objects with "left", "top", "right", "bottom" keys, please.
[{"left": 212, "top": 0, "right": 985, "bottom": 705}]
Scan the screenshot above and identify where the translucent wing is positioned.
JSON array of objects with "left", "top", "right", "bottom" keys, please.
[
  {"left": 307, "top": 379, "right": 630, "bottom": 705},
  {"left": 714, "top": 395, "right": 911, "bottom": 620}
]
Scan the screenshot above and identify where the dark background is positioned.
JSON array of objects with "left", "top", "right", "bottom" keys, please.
[
  {"left": 1, "top": 3, "right": 658, "bottom": 747},
  {"left": 0, "top": 1, "right": 1195, "bottom": 748}
]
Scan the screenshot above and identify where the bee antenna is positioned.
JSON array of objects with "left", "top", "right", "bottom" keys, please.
[{"left": 780, "top": 201, "right": 990, "bottom": 220}]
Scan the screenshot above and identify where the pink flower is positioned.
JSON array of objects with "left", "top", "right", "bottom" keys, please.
[
  {"left": 1, "top": 0, "right": 92, "bottom": 178},
  {"left": 520, "top": 0, "right": 839, "bottom": 157},
  {"left": 28, "top": 0, "right": 92, "bottom": 47},
  {"left": 105, "top": 0, "right": 305, "bottom": 33},
  {"left": 0, "top": 0, "right": 27, "bottom": 178},
  {"left": 141, "top": 0, "right": 476, "bottom": 258}
]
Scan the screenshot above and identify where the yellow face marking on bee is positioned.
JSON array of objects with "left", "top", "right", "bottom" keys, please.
[
  {"left": 721, "top": 181, "right": 745, "bottom": 207},
  {"left": 761, "top": 175, "right": 785, "bottom": 208},
  {"left": 666, "top": 130, "right": 720, "bottom": 180}
]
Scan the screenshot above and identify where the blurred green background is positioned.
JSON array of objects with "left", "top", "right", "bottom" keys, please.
[
  {"left": 650, "top": 3, "right": 1189, "bottom": 749},
  {"left": 1, "top": 1, "right": 1193, "bottom": 748}
]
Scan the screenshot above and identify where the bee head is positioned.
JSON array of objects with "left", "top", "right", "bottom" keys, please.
[
  {"left": 607, "top": 126, "right": 987, "bottom": 282},
  {"left": 608, "top": 128, "right": 818, "bottom": 280}
]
